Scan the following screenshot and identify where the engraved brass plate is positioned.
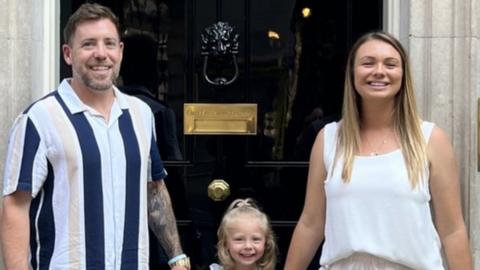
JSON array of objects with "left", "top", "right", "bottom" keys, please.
[{"left": 184, "top": 103, "right": 257, "bottom": 135}]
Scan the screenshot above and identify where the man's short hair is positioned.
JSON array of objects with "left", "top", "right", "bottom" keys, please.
[{"left": 63, "top": 3, "right": 121, "bottom": 45}]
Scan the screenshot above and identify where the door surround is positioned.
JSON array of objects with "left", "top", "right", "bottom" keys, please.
[{"left": 3, "top": 1, "right": 479, "bottom": 269}]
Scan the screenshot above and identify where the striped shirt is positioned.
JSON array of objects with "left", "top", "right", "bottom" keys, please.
[{"left": 3, "top": 79, "right": 168, "bottom": 269}]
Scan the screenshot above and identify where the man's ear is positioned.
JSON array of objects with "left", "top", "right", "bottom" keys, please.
[
  {"left": 62, "top": 44, "right": 73, "bottom": 65},
  {"left": 119, "top": 41, "right": 124, "bottom": 62}
]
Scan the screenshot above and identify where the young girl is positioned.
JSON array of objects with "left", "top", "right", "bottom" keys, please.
[{"left": 210, "top": 198, "right": 277, "bottom": 270}]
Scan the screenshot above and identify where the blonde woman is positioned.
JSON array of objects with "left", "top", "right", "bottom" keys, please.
[{"left": 284, "top": 31, "right": 472, "bottom": 269}]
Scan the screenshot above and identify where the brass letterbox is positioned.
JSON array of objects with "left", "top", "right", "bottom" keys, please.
[{"left": 184, "top": 103, "right": 257, "bottom": 135}]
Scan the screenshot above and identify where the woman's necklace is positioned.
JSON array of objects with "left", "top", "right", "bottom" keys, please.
[
  {"left": 363, "top": 131, "right": 391, "bottom": 156},
  {"left": 368, "top": 138, "right": 387, "bottom": 156}
]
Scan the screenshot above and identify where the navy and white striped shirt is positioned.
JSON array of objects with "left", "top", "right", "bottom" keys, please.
[{"left": 3, "top": 79, "right": 168, "bottom": 269}]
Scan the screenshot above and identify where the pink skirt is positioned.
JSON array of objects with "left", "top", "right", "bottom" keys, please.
[{"left": 321, "top": 253, "right": 414, "bottom": 270}]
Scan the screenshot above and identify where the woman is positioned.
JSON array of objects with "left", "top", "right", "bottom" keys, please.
[{"left": 284, "top": 31, "right": 472, "bottom": 269}]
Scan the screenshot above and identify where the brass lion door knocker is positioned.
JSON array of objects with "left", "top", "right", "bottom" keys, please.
[{"left": 200, "top": 21, "right": 239, "bottom": 86}]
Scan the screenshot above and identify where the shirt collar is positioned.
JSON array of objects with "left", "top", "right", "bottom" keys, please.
[{"left": 57, "top": 79, "right": 130, "bottom": 114}]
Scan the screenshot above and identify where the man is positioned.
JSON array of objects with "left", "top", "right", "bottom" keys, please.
[{"left": 0, "top": 3, "right": 189, "bottom": 269}]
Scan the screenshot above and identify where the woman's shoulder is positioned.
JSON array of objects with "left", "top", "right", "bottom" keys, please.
[
  {"left": 420, "top": 120, "right": 435, "bottom": 130},
  {"left": 324, "top": 120, "right": 339, "bottom": 129},
  {"left": 321, "top": 120, "right": 341, "bottom": 138},
  {"left": 318, "top": 120, "right": 339, "bottom": 140},
  {"left": 425, "top": 122, "right": 451, "bottom": 147},
  {"left": 420, "top": 120, "right": 453, "bottom": 146},
  {"left": 209, "top": 263, "right": 224, "bottom": 270},
  {"left": 419, "top": 120, "right": 436, "bottom": 142}
]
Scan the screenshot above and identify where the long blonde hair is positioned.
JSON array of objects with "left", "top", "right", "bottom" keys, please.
[
  {"left": 338, "top": 31, "right": 427, "bottom": 187},
  {"left": 216, "top": 198, "right": 277, "bottom": 270}
]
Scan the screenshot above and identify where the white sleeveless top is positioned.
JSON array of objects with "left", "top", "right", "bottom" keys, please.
[{"left": 320, "top": 121, "right": 444, "bottom": 270}]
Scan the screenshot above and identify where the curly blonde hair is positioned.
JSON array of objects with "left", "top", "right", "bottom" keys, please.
[{"left": 216, "top": 198, "right": 277, "bottom": 270}]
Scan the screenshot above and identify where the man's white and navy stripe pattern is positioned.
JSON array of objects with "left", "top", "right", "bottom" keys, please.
[{"left": 3, "top": 79, "right": 167, "bottom": 269}]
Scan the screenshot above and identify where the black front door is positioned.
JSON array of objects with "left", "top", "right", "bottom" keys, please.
[{"left": 62, "top": 0, "right": 382, "bottom": 268}]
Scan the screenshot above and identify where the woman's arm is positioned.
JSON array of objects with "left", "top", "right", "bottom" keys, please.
[
  {"left": 284, "top": 130, "right": 327, "bottom": 270},
  {"left": 428, "top": 126, "right": 472, "bottom": 270}
]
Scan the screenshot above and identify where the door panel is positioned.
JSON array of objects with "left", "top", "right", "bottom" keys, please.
[{"left": 62, "top": 0, "right": 382, "bottom": 269}]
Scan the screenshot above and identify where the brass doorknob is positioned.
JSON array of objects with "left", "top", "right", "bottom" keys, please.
[{"left": 208, "top": 179, "right": 230, "bottom": 201}]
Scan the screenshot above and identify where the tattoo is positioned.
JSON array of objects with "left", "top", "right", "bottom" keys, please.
[{"left": 147, "top": 181, "right": 183, "bottom": 258}]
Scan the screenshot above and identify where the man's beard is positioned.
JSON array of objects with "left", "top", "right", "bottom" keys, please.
[{"left": 81, "top": 68, "right": 119, "bottom": 91}]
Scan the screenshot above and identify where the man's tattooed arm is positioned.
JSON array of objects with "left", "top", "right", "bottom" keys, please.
[{"left": 147, "top": 180, "right": 183, "bottom": 258}]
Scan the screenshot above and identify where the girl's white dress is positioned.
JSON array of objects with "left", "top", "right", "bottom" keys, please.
[{"left": 209, "top": 263, "right": 223, "bottom": 270}]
